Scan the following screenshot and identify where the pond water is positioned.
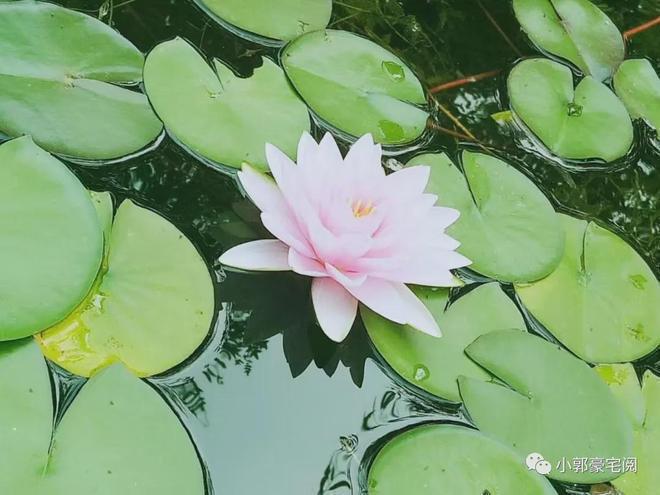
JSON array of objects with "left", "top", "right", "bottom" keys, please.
[{"left": 44, "top": 0, "right": 660, "bottom": 494}]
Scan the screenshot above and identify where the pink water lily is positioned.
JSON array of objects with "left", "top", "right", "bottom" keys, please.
[{"left": 219, "top": 133, "right": 470, "bottom": 342}]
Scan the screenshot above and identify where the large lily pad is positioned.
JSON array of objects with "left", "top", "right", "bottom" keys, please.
[
  {"left": 0, "top": 0, "right": 162, "bottom": 161},
  {"left": 599, "top": 369, "right": 660, "bottom": 495},
  {"left": 516, "top": 214, "right": 660, "bottom": 363},
  {"left": 194, "top": 0, "right": 331, "bottom": 43},
  {"left": 508, "top": 58, "right": 633, "bottom": 162},
  {"left": 363, "top": 283, "right": 525, "bottom": 402},
  {"left": 0, "top": 339, "right": 204, "bottom": 494},
  {"left": 0, "top": 138, "right": 103, "bottom": 341},
  {"left": 367, "top": 424, "right": 557, "bottom": 494},
  {"left": 512, "top": 0, "right": 624, "bottom": 82},
  {"left": 408, "top": 151, "right": 563, "bottom": 282},
  {"left": 614, "top": 59, "right": 660, "bottom": 131},
  {"left": 37, "top": 199, "right": 214, "bottom": 377},
  {"left": 282, "top": 30, "right": 429, "bottom": 146},
  {"left": 459, "top": 330, "right": 633, "bottom": 484},
  {"left": 144, "top": 37, "right": 310, "bottom": 171}
]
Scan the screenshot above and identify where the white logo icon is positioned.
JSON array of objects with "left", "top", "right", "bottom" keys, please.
[{"left": 526, "top": 453, "right": 552, "bottom": 475}]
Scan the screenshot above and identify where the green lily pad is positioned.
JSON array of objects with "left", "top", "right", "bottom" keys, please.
[
  {"left": 408, "top": 151, "right": 563, "bottom": 282},
  {"left": 281, "top": 30, "right": 429, "bottom": 146},
  {"left": 0, "top": 339, "right": 204, "bottom": 494},
  {"left": 516, "top": 214, "right": 660, "bottom": 363},
  {"left": 37, "top": 199, "right": 215, "bottom": 377},
  {"left": 459, "top": 330, "right": 633, "bottom": 484},
  {"left": 595, "top": 364, "right": 645, "bottom": 428},
  {"left": 614, "top": 59, "right": 660, "bottom": 131},
  {"left": 195, "top": 0, "right": 331, "bottom": 43},
  {"left": 512, "top": 0, "right": 624, "bottom": 82},
  {"left": 363, "top": 283, "right": 525, "bottom": 402},
  {"left": 367, "top": 424, "right": 558, "bottom": 494},
  {"left": 0, "top": 137, "right": 103, "bottom": 341},
  {"left": 609, "top": 371, "right": 660, "bottom": 495},
  {"left": 144, "top": 37, "right": 310, "bottom": 171},
  {"left": 508, "top": 58, "right": 633, "bottom": 162},
  {"left": 0, "top": 0, "right": 162, "bottom": 161}
]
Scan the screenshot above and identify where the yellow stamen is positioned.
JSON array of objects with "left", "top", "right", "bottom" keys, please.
[{"left": 351, "top": 199, "right": 375, "bottom": 218}]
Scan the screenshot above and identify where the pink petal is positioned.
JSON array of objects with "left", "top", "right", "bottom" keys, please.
[
  {"left": 429, "top": 206, "right": 461, "bottom": 229},
  {"left": 289, "top": 249, "right": 326, "bottom": 277},
  {"left": 261, "top": 212, "right": 315, "bottom": 259},
  {"left": 325, "top": 263, "right": 367, "bottom": 287},
  {"left": 219, "top": 240, "right": 291, "bottom": 271},
  {"left": 344, "top": 134, "right": 384, "bottom": 179},
  {"left": 393, "top": 283, "right": 442, "bottom": 337},
  {"left": 296, "top": 132, "right": 319, "bottom": 169},
  {"left": 312, "top": 277, "right": 358, "bottom": 342},
  {"left": 349, "top": 278, "right": 441, "bottom": 336},
  {"left": 385, "top": 166, "right": 431, "bottom": 197},
  {"left": 238, "top": 164, "right": 286, "bottom": 214}
]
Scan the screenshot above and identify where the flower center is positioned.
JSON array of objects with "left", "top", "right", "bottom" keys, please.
[{"left": 351, "top": 199, "right": 375, "bottom": 218}]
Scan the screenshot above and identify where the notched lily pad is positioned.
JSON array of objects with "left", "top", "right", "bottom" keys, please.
[
  {"left": 194, "top": 0, "right": 331, "bottom": 43},
  {"left": 282, "top": 30, "right": 429, "bottom": 146},
  {"left": 408, "top": 151, "right": 563, "bottom": 282},
  {"left": 37, "top": 199, "right": 215, "bottom": 377},
  {"left": 0, "top": 339, "right": 204, "bottom": 494},
  {"left": 363, "top": 283, "right": 525, "bottom": 402},
  {"left": 0, "top": 137, "right": 103, "bottom": 341},
  {"left": 0, "top": 0, "right": 163, "bottom": 160},
  {"left": 614, "top": 59, "right": 660, "bottom": 132},
  {"left": 599, "top": 369, "right": 660, "bottom": 495},
  {"left": 508, "top": 58, "right": 633, "bottom": 163},
  {"left": 459, "top": 330, "right": 633, "bottom": 484},
  {"left": 367, "top": 424, "right": 557, "bottom": 494},
  {"left": 144, "top": 37, "right": 310, "bottom": 171},
  {"left": 512, "top": 0, "right": 624, "bottom": 81},
  {"left": 516, "top": 214, "right": 660, "bottom": 363}
]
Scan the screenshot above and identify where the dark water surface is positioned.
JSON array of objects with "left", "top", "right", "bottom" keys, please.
[{"left": 48, "top": 0, "right": 660, "bottom": 493}]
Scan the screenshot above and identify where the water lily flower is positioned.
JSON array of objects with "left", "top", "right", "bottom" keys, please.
[{"left": 220, "top": 133, "right": 470, "bottom": 342}]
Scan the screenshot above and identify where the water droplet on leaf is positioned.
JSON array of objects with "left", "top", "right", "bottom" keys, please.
[
  {"left": 381, "top": 61, "right": 405, "bottom": 81},
  {"left": 413, "top": 364, "right": 430, "bottom": 382}
]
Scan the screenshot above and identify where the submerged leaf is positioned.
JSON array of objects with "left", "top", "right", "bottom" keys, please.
[
  {"left": 459, "top": 330, "right": 633, "bottom": 484},
  {"left": 282, "top": 30, "right": 428, "bottom": 146},
  {"left": 363, "top": 283, "right": 525, "bottom": 402},
  {"left": 194, "top": 0, "right": 331, "bottom": 43},
  {"left": 0, "top": 0, "right": 162, "bottom": 160},
  {"left": 38, "top": 200, "right": 215, "bottom": 377},
  {"left": 144, "top": 37, "right": 310, "bottom": 171},
  {"left": 368, "top": 424, "right": 557, "bottom": 494},
  {"left": 508, "top": 58, "right": 633, "bottom": 162},
  {"left": 408, "top": 151, "right": 563, "bottom": 282},
  {"left": 516, "top": 214, "right": 660, "bottom": 363},
  {"left": 0, "top": 138, "right": 103, "bottom": 341},
  {"left": 0, "top": 340, "right": 204, "bottom": 494},
  {"left": 512, "top": 0, "right": 624, "bottom": 81},
  {"left": 614, "top": 58, "right": 660, "bottom": 131}
]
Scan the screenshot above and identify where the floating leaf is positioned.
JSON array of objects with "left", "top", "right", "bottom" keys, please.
[
  {"left": 144, "top": 37, "right": 309, "bottom": 171},
  {"left": 595, "top": 364, "right": 645, "bottom": 428},
  {"left": 614, "top": 59, "right": 660, "bottom": 131},
  {"left": 605, "top": 370, "right": 660, "bottom": 495},
  {"left": 367, "top": 424, "right": 558, "bottom": 494},
  {"left": 512, "top": 0, "right": 624, "bottom": 81},
  {"left": 38, "top": 200, "right": 214, "bottom": 377},
  {"left": 363, "top": 283, "right": 525, "bottom": 402},
  {"left": 282, "top": 30, "right": 428, "bottom": 146},
  {"left": 408, "top": 152, "right": 563, "bottom": 282},
  {"left": 0, "top": 138, "right": 103, "bottom": 341},
  {"left": 194, "top": 0, "right": 331, "bottom": 43},
  {"left": 516, "top": 214, "right": 660, "bottom": 363},
  {"left": 459, "top": 330, "right": 633, "bottom": 483},
  {"left": 0, "top": 0, "right": 162, "bottom": 161},
  {"left": 508, "top": 58, "right": 633, "bottom": 162},
  {"left": 0, "top": 340, "right": 204, "bottom": 494}
]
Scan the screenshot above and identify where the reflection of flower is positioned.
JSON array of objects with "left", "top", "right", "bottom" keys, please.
[{"left": 220, "top": 133, "right": 469, "bottom": 342}]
